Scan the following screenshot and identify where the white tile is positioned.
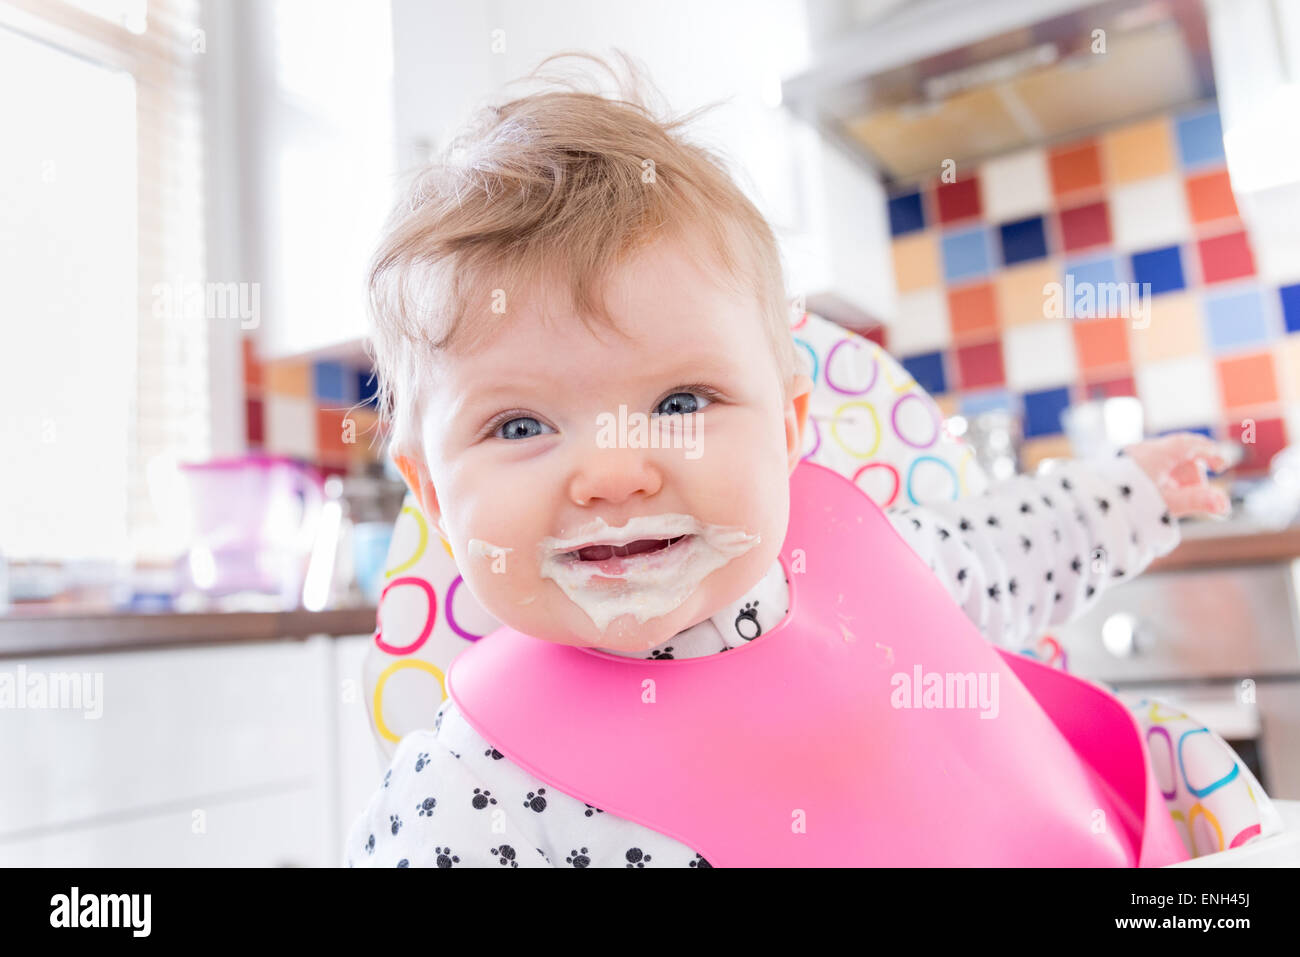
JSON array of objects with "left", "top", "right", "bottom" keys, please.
[
  {"left": 979, "top": 148, "right": 1052, "bottom": 223},
  {"left": 1003, "top": 320, "right": 1078, "bottom": 390},
  {"left": 1136, "top": 356, "right": 1220, "bottom": 430},
  {"left": 888, "top": 287, "right": 950, "bottom": 356},
  {"left": 264, "top": 395, "right": 317, "bottom": 459},
  {"left": 1109, "top": 175, "right": 1190, "bottom": 251}
]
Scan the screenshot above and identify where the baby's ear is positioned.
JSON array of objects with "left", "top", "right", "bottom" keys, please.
[
  {"left": 785, "top": 373, "right": 814, "bottom": 474},
  {"left": 390, "top": 451, "right": 444, "bottom": 531}
]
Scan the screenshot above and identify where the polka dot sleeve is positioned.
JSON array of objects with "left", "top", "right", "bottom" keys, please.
[{"left": 885, "top": 452, "right": 1179, "bottom": 650}]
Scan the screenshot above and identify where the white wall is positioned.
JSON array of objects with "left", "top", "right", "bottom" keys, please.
[{"left": 389, "top": 0, "right": 895, "bottom": 325}]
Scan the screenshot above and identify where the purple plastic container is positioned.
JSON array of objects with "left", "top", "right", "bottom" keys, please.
[{"left": 176, "top": 454, "right": 324, "bottom": 606}]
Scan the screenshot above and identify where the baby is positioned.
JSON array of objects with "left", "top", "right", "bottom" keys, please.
[{"left": 346, "top": 55, "right": 1230, "bottom": 867}]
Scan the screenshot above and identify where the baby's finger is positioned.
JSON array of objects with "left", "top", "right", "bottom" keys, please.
[{"left": 1168, "top": 432, "right": 1226, "bottom": 470}]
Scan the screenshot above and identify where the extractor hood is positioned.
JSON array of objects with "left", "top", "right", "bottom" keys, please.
[{"left": 784, "top": 0, "right": 1217, "bottom": 185}]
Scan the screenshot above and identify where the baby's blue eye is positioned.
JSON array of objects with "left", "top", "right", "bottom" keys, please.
[
  {"left": 656, "top": 391, "right": 711, "bottom": 416},
  {"left": 495, "top": 416, "right": 555, "bottom": 440}
]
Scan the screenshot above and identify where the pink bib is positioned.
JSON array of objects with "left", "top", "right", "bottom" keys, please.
[{"left": 447, "top": 460, "right": 1188, "bottom": 867}]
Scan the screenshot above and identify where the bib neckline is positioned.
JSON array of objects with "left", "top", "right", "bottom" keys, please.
[{"left": 573, "top": 549, "right": 798, "bottom": 667}]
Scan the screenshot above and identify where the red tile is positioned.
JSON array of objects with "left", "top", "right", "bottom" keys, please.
[
  {"left": 1198, "top": 230, "right": 1256, "bottom": 284},
  {"left": 955, "top": 340, "right": 1005, "bottom": 389},
  {"left": 245, "top": 397, "right": 264, "bottom": 445},
  {"left": 1058, "top": 201, "right": 1111, "bottom": 252},
  {"left": 934, "top": 177, "right": 982, "bottom": 224},
  {"left": 1085, "top": 375, "right": 1137, "bottom": 399},
  {"left": 859, "top": 324, "right": 887, "bottom": 348},
  {"left": 1228, "top": 416, "right": 1286, "bottom": 475}
]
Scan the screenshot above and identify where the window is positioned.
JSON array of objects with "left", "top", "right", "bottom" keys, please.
[{"left": 0, "top": 0, "right": 208, "bottom": 564}]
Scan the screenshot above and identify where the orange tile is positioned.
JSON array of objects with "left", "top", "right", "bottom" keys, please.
[
  {"left": 892, "top": 231, "right": 940, "bottom": 293},
  {"left": 263, "top": 360, "right": 311, "bottom": 397},
  {"left": 1217, "top": 353, "right": 1278, "bottom": 410},
  {"left": 947, "top": 282, "right": 999, "bottom": 340},
  {"left": 995, "top": 260, "right": 1060, "bottom": 328},
  {"left": 1103, "top": 117, "right": 1175, "bottom": 184},
  {"left": 345, "top": 408, "right": 382, "bottom": 460},
  {"left": 1072, "top": 317, "right": 1130, "bottom": 371},
  {"left": 1185, "top": 169, "right": 1238, "bottom": 224},
  {"left": 1130, "top": 293, "right": 1203, "bottom": 362},
  {"left": 242, "top": 337, "right": 262, "bottom": 389},
  {"left": 317, "top": 407, "right": 350, "bottom": 456},
  {"left": 1049, "top": 140, "right": 1103, "bottom": 197}
]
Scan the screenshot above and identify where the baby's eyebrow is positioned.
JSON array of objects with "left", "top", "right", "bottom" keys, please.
[{"left": 452, "top": 351, "right": 740, "bottom": 417}]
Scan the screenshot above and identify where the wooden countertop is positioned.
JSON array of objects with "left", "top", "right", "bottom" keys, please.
[
  {"left": 0, "top": 606, "right": 378, "bottom": 659},
  {"left": 1149, "top": 525, "right": 1300, "bottom": 573},
  {"left": 4, "top": 521, "right": 1300, "bottom": 659}
]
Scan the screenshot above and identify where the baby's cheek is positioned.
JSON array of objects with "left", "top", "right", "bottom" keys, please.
[{"left": 457, "top": 545, "right": 544, "bottom": 621}]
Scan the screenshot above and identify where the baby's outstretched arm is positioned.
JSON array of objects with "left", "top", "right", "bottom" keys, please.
[{"left": 885, "top": 433, "right": 1228, "bottom": 649}]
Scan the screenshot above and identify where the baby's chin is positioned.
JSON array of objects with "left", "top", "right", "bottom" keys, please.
[{"left": 529, "top": 600, "right": 708, "bottom": 654}]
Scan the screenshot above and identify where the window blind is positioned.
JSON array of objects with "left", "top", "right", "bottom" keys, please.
[{"left": 0, "top": 0, "right": 208, "bottom": 564}]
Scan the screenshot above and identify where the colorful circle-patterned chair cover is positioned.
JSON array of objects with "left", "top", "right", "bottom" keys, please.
[{"left": 360, "top": 312, "right": 1284, "bottom": 860}]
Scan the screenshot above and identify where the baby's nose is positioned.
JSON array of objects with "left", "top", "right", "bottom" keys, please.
[{"left": 568, "top": 447, "right": 663, "bottom": 506}]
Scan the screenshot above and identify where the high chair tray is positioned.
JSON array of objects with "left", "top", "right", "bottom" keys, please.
[{"left": 1168, "top": 799, "right": 1300, "bottom": 867}]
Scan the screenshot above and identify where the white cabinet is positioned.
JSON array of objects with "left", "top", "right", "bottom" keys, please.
[{"left": 0, "top": 634, "right": 380, "bottom": 867}]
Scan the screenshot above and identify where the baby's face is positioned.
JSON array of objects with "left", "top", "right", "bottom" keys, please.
[{"left": 399, "top": 235, "right": 810, "bottom": 653}]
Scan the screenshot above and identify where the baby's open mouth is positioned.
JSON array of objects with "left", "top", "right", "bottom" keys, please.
[{"left": 567, "top": 535, "right": 689, "bottom": 562}]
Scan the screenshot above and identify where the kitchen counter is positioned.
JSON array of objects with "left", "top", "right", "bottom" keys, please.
[
  {"left": 0, "top": 606, "right": 378, "bottom": 659},
  {"left": 4, "top": 519, "right": 1298, "bottom": 659},
  {"left": 1149, "top": 523, "right": 1300, "bottom": 573}
]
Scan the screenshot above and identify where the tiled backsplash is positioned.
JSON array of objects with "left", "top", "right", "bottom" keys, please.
[
  {"left": 877, "top": 103, "right": 1300, "bottom": 476},
  {"left": 241, "top": 337, "right": 385, "bottom": 478}
]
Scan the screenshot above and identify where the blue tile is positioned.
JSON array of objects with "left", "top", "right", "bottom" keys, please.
[
  {"left": 313, "top": 361, "right": 349, "bottom": 401},
  {"left": 1065, "top": 254, "right": 1121, "bottom": 289},
  {"left": 940, "top": 227, "right": 992, "bottom": 282},
  {"left": 1281, "top": 283, "right": 1300, "bottom": 334},
  {"left": 1063, "top": 255, "right": 1127, "bottom": 318},
  {"left": 901, "top": 351, "right": 947, "bottom": 395},
  {"left": 1158, "top": 425, "right": 1213, "bottom": 440},
  {"left": 888, "top": 191, "right": 926, "bottom": 237},
  {"left": 357, "top": 369, "right": 379, "bottom": 407},
  {"left": 1204, "top": 288, "right": 1270, "bottom": 350},
  {"left": 1022, "top": 386, "right": 1072, "bottom": 438},
  {"left": 1130, "top": 246, "right": 1185, "bottom": 296},
  {"left": 998, "top": 216, "right": 1048, "bottom": 265},
  {"left": 959, "top": 389, "right": 1013, "bottom": 416},
  {"left": 1175, "top": 109, "right": 1225, "bottom": 169}
]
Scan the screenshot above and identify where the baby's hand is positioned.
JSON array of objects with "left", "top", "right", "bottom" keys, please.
[{"left": 1122, "top": 433, "right": 1232, "bottom": 518}]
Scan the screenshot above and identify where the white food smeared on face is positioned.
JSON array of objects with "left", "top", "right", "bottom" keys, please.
[
  {"left": 467, "top": 539, "right": 512, "bottom": 559},
  {"left": 537, "top": 514, "right": 760, "bottom": 632}
]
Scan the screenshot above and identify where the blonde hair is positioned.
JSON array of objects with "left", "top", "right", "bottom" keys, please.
[{"left": 366, "top": 50, "right": 797, "bottom": 463}]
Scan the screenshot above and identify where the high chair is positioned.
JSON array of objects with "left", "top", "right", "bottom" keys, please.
[{"left": 358, "top": 311, "right": 1298, "bottom": 866}]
